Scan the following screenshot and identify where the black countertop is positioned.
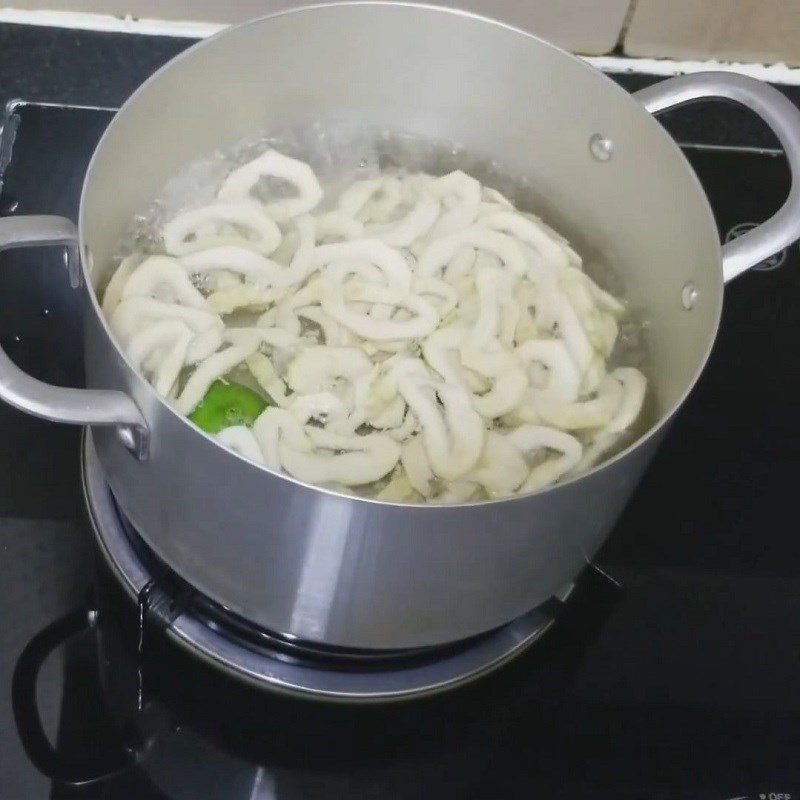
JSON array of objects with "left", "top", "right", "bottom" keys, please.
[
  {"left": 1, "top": 21, "right": 799, "bottom": 147},
  {"left": 0, "top": 23, "right": 188, "bottom": 109},
  {"left": 2, "top": 19, "right": 800, "bottom": 800}
]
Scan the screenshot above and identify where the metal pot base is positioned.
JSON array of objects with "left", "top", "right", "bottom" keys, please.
[{"left": 82, "top": 431, "right": 564, "bottom": 702}]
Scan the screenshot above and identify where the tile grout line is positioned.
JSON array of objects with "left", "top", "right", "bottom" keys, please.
[
  {"left": 615, "top": 0, "right": 640, "bottom": 53},
  {"left": 584, "top": 54, "right": 800, "bottom": 85}
]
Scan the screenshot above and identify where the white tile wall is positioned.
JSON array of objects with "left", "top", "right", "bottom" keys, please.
[
  {"left": 3, "top": 0, "right": 633, "bottom": 54},
  {"left": 625, "top": 0, "right": 800, "bottom": 67}
]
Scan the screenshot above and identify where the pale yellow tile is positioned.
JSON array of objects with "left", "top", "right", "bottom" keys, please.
[
  {"left": 7, "top": 0, "right": 632, "bottom": 54},
  {"left": 625, "top": 0, "right": 800, "bottom": 66}
]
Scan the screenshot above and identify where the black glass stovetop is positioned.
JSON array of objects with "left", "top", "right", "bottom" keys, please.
[{"left": 1, "top": 99, "right": 800, "bottom": 800}]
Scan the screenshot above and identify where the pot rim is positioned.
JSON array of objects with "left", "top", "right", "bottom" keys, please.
[{"left": 78, "top": 0, "right": 725, "bottom": 510}]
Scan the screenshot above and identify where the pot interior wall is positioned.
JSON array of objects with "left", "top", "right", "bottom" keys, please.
[{"left": 81, "top": 3, "right": 723, "bottom": 426}]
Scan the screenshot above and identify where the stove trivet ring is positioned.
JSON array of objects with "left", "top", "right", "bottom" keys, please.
[{"left": 81, "top": 430, "right": 560, "bottom": 702}]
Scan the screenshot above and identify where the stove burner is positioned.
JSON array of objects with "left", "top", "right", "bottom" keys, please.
[{"left": 82, "top": 431, "right": 563, "bottom": 701}]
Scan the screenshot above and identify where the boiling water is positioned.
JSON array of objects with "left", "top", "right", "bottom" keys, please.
[
  {"left": 109, "top": 123, "right": 650, "bottom": 498},
  {"left": 116, "top": 121, "right": 648, "bottom": 359}
]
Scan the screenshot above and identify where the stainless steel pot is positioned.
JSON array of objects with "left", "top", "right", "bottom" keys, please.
[{"left": 2, "top": 3, "right": 799, "bottom": 651}]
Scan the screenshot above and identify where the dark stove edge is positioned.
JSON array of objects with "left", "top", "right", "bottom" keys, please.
[
  {"left": 0, "top": 99, "right": 20, "bottom": 192},
  {"left": 0, "top": 21, "right": 797, "bottom": 149}
]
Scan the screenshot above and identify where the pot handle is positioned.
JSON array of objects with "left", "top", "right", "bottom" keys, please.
[
  {"left": 0, "top": 215, "right": 148, "bottom": 458},
  {"left": 634, "top": 72, "right": 800, "bottom": 283}
]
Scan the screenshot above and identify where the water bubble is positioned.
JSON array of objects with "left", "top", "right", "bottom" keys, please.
[{"left": 189, "top": 271, "right": 214, "bottom": 292}]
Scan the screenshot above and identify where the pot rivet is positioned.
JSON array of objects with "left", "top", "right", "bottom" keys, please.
[
  {"left": 681, "top": 282, "right": 698, "bottom": 309},
  {"left": 589, "top": 134, "right": 613, "bottom": 162}
]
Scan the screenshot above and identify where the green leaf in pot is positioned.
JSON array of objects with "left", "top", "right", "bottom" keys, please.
[{"left": 188, "top": 380, "right": 269, "bottom": 434}]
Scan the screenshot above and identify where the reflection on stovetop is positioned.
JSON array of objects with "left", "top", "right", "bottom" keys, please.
[{"left": 1, "top": 101, "right": 799, "bottom": 800}]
